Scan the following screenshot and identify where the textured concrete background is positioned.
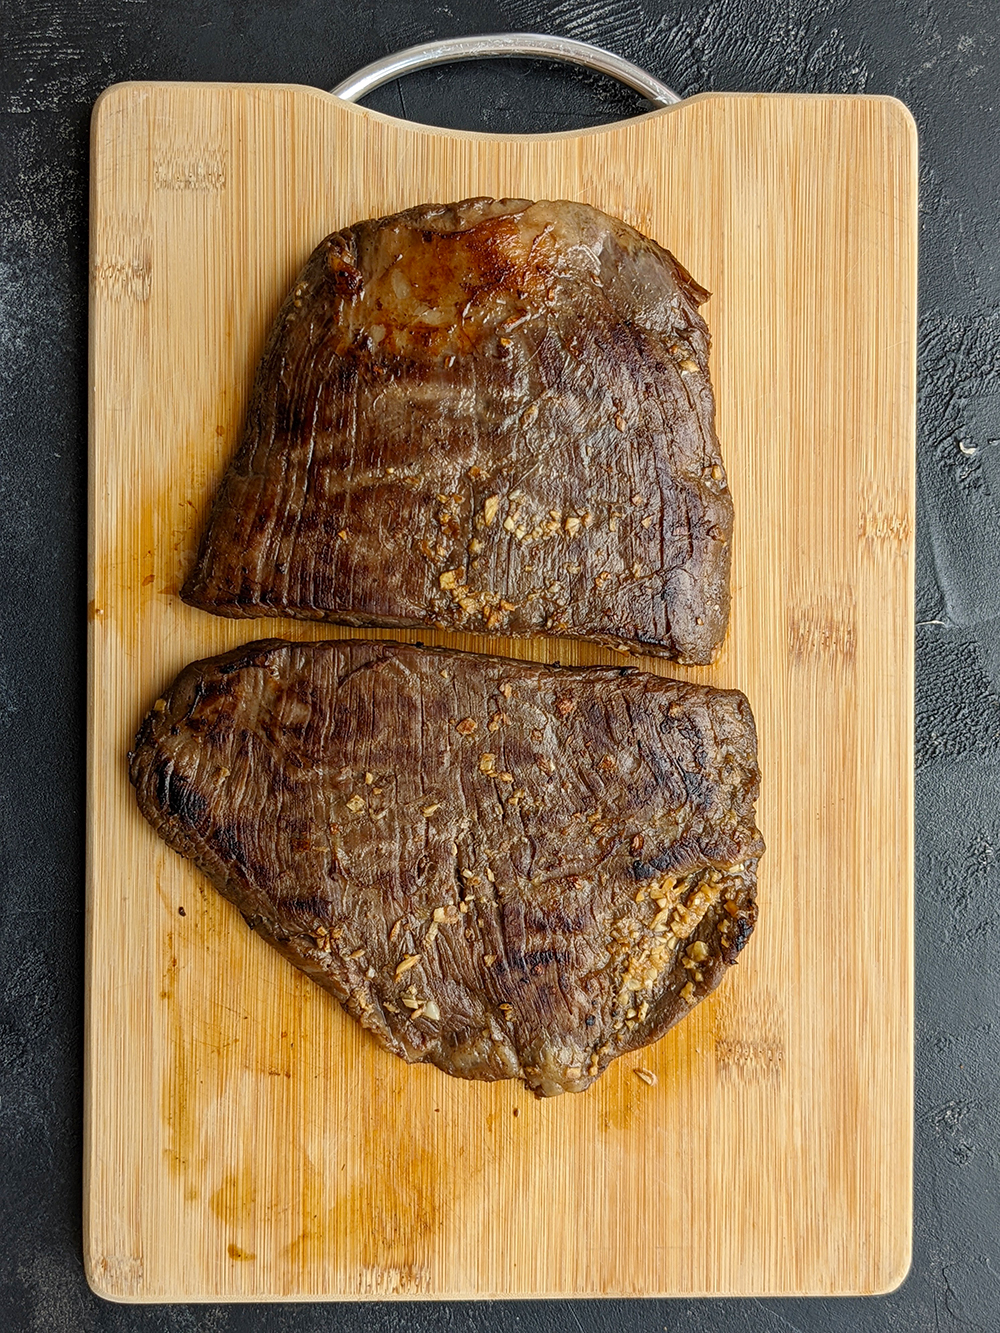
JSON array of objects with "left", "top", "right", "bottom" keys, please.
[{"left": 1, "top": 1, "right": 998, "bottom": 1328}]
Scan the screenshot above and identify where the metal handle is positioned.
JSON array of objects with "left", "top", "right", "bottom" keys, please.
[{"left": 331, "top": 33, "right": 681, "bottom": 110}]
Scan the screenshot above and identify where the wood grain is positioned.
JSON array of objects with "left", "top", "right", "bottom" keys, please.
[{"left": 86, "top": 83, "right": 916, "bottom": 1301}]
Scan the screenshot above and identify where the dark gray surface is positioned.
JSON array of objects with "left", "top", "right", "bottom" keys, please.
[{"left": 2, "top": 1, "right": 998, "bottom": 1329}]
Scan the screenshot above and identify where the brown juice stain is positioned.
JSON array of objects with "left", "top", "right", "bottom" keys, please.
[
  {"left": 210, "top": 1165, "right": 257, "bottom": 1228},
  {"left": 350, "top": 1144, "right": 444, "bottom": 1272},
  {"left": 596, "top": 1061, "right": 641, "bottom": 1134},
  {"left": 160, "top": 927, "right": 196, "bottom": 1180},
  {"left": 292, "top": 1060, "right": 470, "bottom": 1287},
  {"left": 282, "top": 1152, "right": 333, "bottom": 1271},
  {"left": 93, "top": 341, "right": 243, "bottom": 668},
  {"left": 594, "top": 1021, "right": 693, "bottom": 1135},
  {"left": 154, "top": 881, "right": 463, "bottom": 1289},
  {"left": 157, "top": 881, "right": 249, "bottom": 1185}
]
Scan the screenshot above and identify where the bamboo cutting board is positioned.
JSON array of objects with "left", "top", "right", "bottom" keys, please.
[{"left": 86, "top": 82, "right": 916, "bottom": 1301}]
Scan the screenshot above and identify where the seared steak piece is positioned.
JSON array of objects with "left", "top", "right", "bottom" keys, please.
[
  {"left": 182, "top": 198, "right": 732, "bottom": 664},
  {"left": 130, "top": 638, "right": 762, "bottom": 1097}
]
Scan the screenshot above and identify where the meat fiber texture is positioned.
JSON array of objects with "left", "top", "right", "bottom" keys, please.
[
  {"left": 182, "top": 198, "right": 733, "bottom": 665},
  {"left": 130, "top": 639, "right": 763, "bottom": 1097}
]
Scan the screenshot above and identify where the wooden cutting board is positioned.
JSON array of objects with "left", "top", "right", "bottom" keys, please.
[{"left": 86, "top": 82, "right": 916, "bottom": 1302}]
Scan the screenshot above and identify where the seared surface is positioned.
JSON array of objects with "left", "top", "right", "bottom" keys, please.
[
  {"left": 182, "top": 198, "right": 732, "bottom": 664},
  {"left": 130, "top": 638, "right": 762, "bottom": 1096}
]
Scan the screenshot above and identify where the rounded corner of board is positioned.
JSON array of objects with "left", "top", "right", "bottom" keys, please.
[
  {"left": 869, "top": 1236, "right": 914, "bottom": 1298},
  {"left": 91, "top": 80, "right": 147, "bottom": 122},
  {"left": 83, "top": 1259, "right": 143, "bottom": 1305},
  {"left": 877, "top": 95, "right": 920, "bottom": 150}
]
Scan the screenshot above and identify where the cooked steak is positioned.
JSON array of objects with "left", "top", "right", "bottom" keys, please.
[
  {"left": 130, "top": 638, "right": 762, "bottom": 1097},
  {"left": 181, "top": 198, "right": 732, "bottom": 664}
]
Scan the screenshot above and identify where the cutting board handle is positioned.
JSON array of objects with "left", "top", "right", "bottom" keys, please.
[{"left": 330, "top": 33, "right": 681, "bottom": 112}]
